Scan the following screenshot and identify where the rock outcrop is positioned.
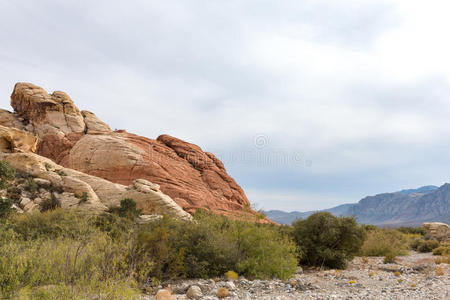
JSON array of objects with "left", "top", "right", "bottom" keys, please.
[
  {"left": 422, "top": 222, "right": 450, "bottom": 241},
  {"left": 0, "top": 125, "right": 37, "bottom": 153},
  {"left": 0, "top": 151, "right": 192, "bottom": 220},
  {"left": 3, "top": 82, "right": 261, "bottom": 220}
]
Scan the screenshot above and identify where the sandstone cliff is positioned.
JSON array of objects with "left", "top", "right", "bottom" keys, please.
[{"left": 1, "top": 83, "right": 262, "bottom": 221}]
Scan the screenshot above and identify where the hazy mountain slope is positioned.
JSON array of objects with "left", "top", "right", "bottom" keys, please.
[
  {"left": 398, "top": 185, "right": 438, "bottom": 195},
  {"left": 266, "top": 185, "right": 448, "bottom": 226},
  {"left": 265, "top": 203, "right": 354, "bottom": 225}
]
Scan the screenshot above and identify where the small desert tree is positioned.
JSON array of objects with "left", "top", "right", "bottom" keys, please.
[
  {"left": 293, "top": 212, "right": 366, "bottom": 269},
  {"left": 109, "top": 198, "right": 142, "bottom": 220}
]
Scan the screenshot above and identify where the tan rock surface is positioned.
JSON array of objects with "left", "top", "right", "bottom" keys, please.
[
  {"left": 81, "top": 110, "right": 111, "bottom": 134},
  {"left": 0, "top": 125, "right": 37, "bottom": 153},
  {"left": 0, "top": 152, "right": 192, "bottom": 220},
  {"left": 422, "top": 222, "right": 450, "bottom": 241}
]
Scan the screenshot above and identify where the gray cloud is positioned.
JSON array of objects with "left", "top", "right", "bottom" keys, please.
[{"left": 1, "top": 0, "right": 449, "bottom": 211}]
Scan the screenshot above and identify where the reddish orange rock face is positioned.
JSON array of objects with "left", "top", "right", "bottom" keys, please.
[{"left": 7, "top": 82, "right": 272, "bottom": 222}]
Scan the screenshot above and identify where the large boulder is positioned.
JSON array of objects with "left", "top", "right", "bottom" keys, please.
[
  {"left": 5, "top": 82, "right": 264, "bottom": 221},
  {"left": 422, "top": 222, "right": 450, "bottom": 241}
]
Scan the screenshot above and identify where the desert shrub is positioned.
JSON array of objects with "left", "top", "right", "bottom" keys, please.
[
  {"left": 432, "top": 242, "right": 450, "bottom": 256},
  {"left": 139, "top": 212, "right": 298, "bottom": 280},
  {"left": 0, "top": 198, "right": 14, "bottom": 218},
  {"left": 40, "top": 194, "right": 61, "bottom": 212},
  {"left": 383, "top": 252, "right": 397, "bottom": 264},
  {"left": 109, "top": 198, "right": 142, "bottom": 219},
  {"left": 232, "top": 221, "right": 298, "bottom": 279},
  {"left": 6, "top": 186, "right": 21, "bottom": 201},
  {"left": 225, "top": 270, "right": 238, "bottom": 279},
  {"left": 0, "top": 209, "right": 144, "bottom": 298},
  {"left": 397, "top": 226, "right": 427, "bottom": 235},
  {"left": 0, "top": 232, "right": 140, "bottom": 298},
  {"left": 24, "top": 177, "right": 39, "bottom": 194},
  {"left": 11, "top": 209, "right": 94, "bottom": 240},
  {"left": 0, "top": 160, "right": 15, "bottom": 189},
  {"left": 417, "top": 240, "right": 440, "bottom": 253},
  {"left": 360, "top": 228, "right": 409, "bottom": 257},
  {"left": 292, "top": 212, "right": 366, "bottom": 269},
  {"left": 94, "top": 212, "right": 134, "bottom": 240},
  {"left": 409, "top": 237, "right": 425, "bottom": 250},
  {"left": 435, "top": 256, "right": 450, "bottom": 264}
]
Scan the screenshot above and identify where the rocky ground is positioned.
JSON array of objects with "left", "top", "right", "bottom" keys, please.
[{"left": 147, "top": 252, "right": 449, "bottom": 300}]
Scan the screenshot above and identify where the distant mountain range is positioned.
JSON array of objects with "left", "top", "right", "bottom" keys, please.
[{"left": 265, "top": 184, "right": 450, "bottom": 226}]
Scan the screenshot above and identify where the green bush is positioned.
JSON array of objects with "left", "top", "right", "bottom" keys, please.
[
  {"left": 292, "top": 212, "right": 366, "bottom": 269},
  {"left": 383, "top": 252, "right": 397, "bottom": 264},
  {"left": 417, "top": 240, "right": 440, "bottom": 253},
  {"left": 433, "top": 244, "right": 450, "bottom": 256},
  {"left": 0, "top": 210, "right": 144, "bottom": 299},
  {"left": 24, "top": 177, "right": 39, "bottom": 194},
  {"left": 109, "top": 198, "right": 142, "bottom": 219},
  {"left": 11, "top": 209, "right": 94, "bottom": 240},
  {"left": 0, "top": 160, "right": 15, "bottom": 189},
  {"left": 409, "top": 237, "right": 425, "bottom": 250},
  {"left": 40, "top": 194, "right": 61, "bottom": 212},
  {"left": 139, "top": 211, "right": 298, "bottom": 280},
  {"left": 360, "top": 228, "right": 409, "bottom": 257}
]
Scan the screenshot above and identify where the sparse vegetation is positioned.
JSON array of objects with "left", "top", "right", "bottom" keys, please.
[
  {"left": 40, "top": 194, "right": 61, "bottom": 212},
  {"left": 57, "top": 170, "right": 67, "bottom": 176},
  {"left": 383, "top": 252, "right": 397, "bottom": 264},
  {"left": 0, "top": 206, "right": 299, "bottom": 298},
  {"left": 417, "top": 240, "right": 439, "bottom": 253},
  {"left": 396, "top": 226, "right": 427, "bottom": 236},
  {"left": 24, "top": 177, "right": 39, "bottom": 194},
  {"left": 432, "top": 243, "right": 450, "bottom": 256},
  {"left": 360, "top": 228, "right": 409, "bottom": 257},
  {"left": 0, "top": 160, "right": 15, "bottom": 189},
  {"left": 292, "top": 212, "right": 366, "bottom": 269},
  {"left": 108, "top": 198, "right": 142, "bottom": 220},
  {"left": 77, "top": 192, "right": 89, "bottom": 204},
  {"left": 0, "top": 197, "right": 14, "bottom": 218}
]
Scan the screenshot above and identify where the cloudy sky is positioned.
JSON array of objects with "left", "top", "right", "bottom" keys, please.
[{"left": 1, "top": 0, "right": 450, "bottom": 211}]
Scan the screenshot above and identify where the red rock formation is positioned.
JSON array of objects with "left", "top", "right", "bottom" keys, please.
[{"left": 6, "top": 82, "right": 267, "bottom": 221}]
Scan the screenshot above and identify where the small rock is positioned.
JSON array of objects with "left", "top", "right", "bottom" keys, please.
[
  {"left": 170, "top": 282, "right": 190, "bottom": 294},
  {"left": 223, "top": 281, "right": 235, "bottom": 290},
  {"left": 20, "top": 197, "right": 31, "bottom": 207},
  {"left": 33, "top": 178, "right": 51, "bottom": 186},
  {"left": 23, "top": 201, "right": 38, "bottom": 212},
  {"left": 155, "top": 289, "right": 176, "bottom": 300},
  {"left": 216, "top": 287, "right": 230, "bottom": 298},
  {"left": 11, "top": 204, "right": 23, "bottom": 213},
  {"left": 186, "top": 285, "right": 202, "bottom": 299}
]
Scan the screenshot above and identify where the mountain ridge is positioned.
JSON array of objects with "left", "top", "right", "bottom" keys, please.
[{"left": 265, "top": 185, "right": 448, "bottom": 226}]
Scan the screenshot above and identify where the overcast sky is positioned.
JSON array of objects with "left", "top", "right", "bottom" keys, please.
[{"left": 1, "top": 0, "right": 450, "bottom": 211}]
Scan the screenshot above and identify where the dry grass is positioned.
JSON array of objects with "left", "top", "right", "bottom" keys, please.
[{"left": 435, "top": 266, "right": 445, "bottom": 276}]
